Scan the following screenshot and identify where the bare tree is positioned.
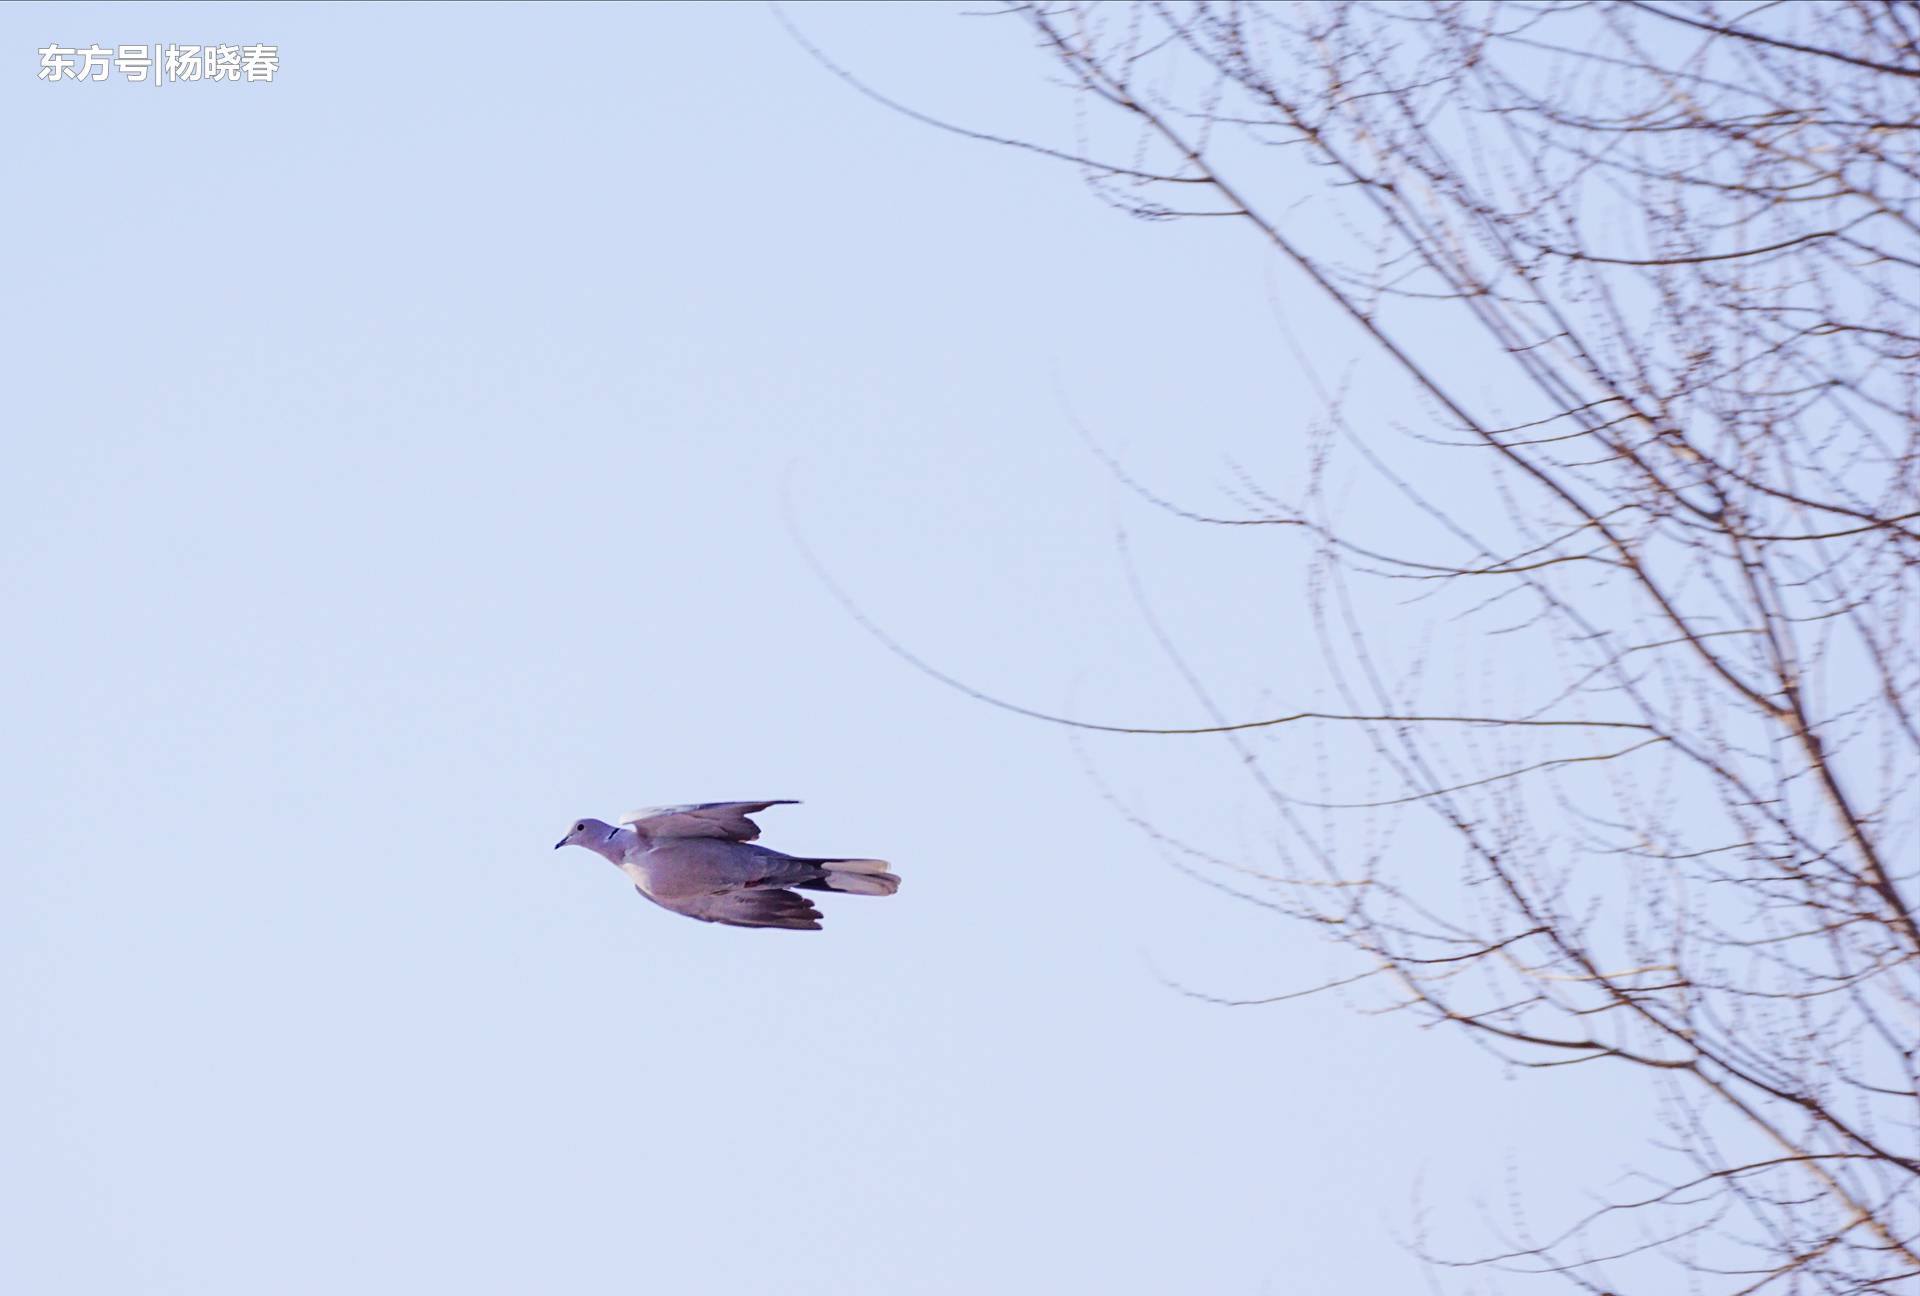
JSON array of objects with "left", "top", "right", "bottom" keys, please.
[{"left": 793, "top": 1, "right": 1920, "bottom": 1291}]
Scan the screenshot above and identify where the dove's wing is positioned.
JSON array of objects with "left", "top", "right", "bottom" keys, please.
[
  {"left": 638, "top": 885, "right": 822, "bottom": 931},
  {"left": 619, "top": 800, "right": 798, "bottom": 842}
]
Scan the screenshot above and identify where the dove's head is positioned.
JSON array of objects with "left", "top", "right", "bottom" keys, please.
[{"left": 555, "top": 818, "right": 621, "bottom": 851}]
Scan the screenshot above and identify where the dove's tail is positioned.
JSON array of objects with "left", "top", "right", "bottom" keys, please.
[{"left": 795, "top": 859, "right": 899, "bottom": 897}]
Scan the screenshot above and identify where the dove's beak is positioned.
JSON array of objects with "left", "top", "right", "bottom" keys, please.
[{"left": 553, "top": 838, "right": 566, "bottom": 850}]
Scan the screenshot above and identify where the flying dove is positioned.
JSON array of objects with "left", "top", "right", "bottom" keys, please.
[{"left": 554, "top": 800, "right": 897, "bottom": 931}]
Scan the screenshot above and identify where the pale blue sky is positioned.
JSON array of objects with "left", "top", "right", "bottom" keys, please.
[{"left": 4, "top": 6, "right": 1646, "bottom": 1293}]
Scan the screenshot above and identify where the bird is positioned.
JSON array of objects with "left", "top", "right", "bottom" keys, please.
[{"left": 553, "top": 800, "right": 897, "bottom": 931}]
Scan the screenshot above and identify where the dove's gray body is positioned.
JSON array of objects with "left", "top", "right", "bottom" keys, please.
[{"left": 555, "top": 800, "right": 896, "bottom": 931}]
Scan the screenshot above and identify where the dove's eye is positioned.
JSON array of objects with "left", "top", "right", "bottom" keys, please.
[{"left": 574, "top": 823, "right": 585, "bottom": 832}]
